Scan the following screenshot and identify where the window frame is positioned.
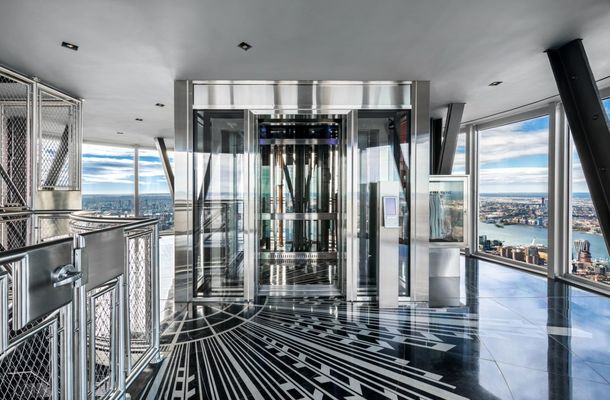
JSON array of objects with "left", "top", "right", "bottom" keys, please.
[
  {"left": 472, "top": 106, "right": 552, "bottom": 275},
  {"left": 81, "top": 140, "right": 175, "bottom": 230}
]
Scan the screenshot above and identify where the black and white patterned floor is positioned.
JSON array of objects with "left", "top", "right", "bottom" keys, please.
[{"left": 131, "top": 257, "right": 610, "bottom": 400}]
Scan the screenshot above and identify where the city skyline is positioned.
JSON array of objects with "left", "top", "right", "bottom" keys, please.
[{"left": 82, "top": 144, "right": 174, "bottom": 195}]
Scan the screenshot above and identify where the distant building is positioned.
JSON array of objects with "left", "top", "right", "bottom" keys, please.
[
  {"left": 513, "top": 249, "right": 526, "bottom": 262},
  {"left": 574, "top": 239, "right": 592, "bottom": 264}
]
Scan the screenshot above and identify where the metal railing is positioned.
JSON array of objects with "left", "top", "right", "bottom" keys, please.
[{"left": 0, "top": 212, "right": 160, "bottom": 400}]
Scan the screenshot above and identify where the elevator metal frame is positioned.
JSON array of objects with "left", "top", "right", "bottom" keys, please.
[{"left": 174, "top": 80, "right": 430, "bottom": 302}]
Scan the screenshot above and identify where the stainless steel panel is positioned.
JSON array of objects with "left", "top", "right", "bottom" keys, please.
[
  {"left": 410, "top": 81, "right": 430, "bottom": 302},
  {"left": 174, "top": 80, "right": 194, "bottom": 302},
  {"left": 429, "top": 277, "right": 461, "bottom": 307},
  {"left": 81, "top": 228, "right": 126, "bottom": 290},
  {"left": 193, "top": 81, "right": 412, "bottom": 110},
  {"left": 372, "top": 182, "right": 400, "bottom": 308},
  {"left": 7, "top": 239, "right": 74, "bottom": 329},
  {"left": 429, "top": 247, "right": 461, "bottom": 278},
  {"left": 345, "top": 111, "right": 357, "bottom": 301},
  {"left": 35, "top": 190, "right": 82, "bottom": 211},
  {"left": 260, "top": 212, "right": 336, "bottom": 221}
]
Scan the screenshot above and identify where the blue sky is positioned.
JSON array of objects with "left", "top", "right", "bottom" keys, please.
[
  {"left": 455, "top": 97, "right": 610, "bottom": 194},
  {"left": 82, "top": 98, "right": 610, "bottom": 196},
  {"left": 82, "top": 144, "right": 172, "bottom": 195}
]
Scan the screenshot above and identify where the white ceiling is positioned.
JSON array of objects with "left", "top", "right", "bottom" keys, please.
[{"left": 0, "top": 0, "right": 609, "bottom": 147}]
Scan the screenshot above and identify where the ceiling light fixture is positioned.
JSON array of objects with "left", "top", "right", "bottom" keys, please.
[
  {"left": 237, "top": 41, "right": 252, "bottom": 51},
  {"left": 135, "top": 118, "right": 143, "bottom": 121},
  {"left": 489, "top": 81, "right": 503, "bottom": 86},
  {"left": 155, "top": 103, "right": 165, "bottom": 107},
  {"left": 61, "top": 41, "right": 79, "bottom": 51}
]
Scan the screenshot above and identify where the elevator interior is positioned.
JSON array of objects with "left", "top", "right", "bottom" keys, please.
[{"left": 258, "top": 115, "right": 342, "bottom": 295}]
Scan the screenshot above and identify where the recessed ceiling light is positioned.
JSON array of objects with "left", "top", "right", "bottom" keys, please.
[
  {"left": 61, "top": 41, "right": 79, "bottom": 51},
  {"left": 489, "top": 81, "right": 503, "bottom": 86},
  {"left": 116, "top": 131, "right": 124, "bottom": 135},
  {"left": 155, "top": 103, "right": 165, "bottom": 107},
  {"left": 135, "top": 118, "right": 143, "bottom": 121},
  {"left": 237, "top": 41, "right": 252, "bottom": 51}
]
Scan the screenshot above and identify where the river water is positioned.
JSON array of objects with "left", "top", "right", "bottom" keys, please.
[{"left": 478, "top": 223, "right": 609, "bottom": 260}]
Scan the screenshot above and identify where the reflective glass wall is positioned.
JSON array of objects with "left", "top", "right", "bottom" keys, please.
[
  {"left": 357, "top": 111, "right": 410, "bottom": 297},
  {"left": 452, "top": 132, "right": 466, "bottom": 175},
  {"left": 569, "top": 97, "right": 610, "bottom": 285},
  {"left": 193, "top": 111, "right": 245, "bottom": 298},
  {"left": 477, "top": 115, "right": 550, "bottom": 269},
  {"left": 138, "top": 148, "right": 174, "bottom": 231}
]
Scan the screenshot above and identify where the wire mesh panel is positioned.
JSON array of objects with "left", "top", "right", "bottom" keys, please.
[
  {"left": 0, "top": 317, "right": 60, "bottom": 400},
  {"left": 87, "top": 283, "right": 119, "bottom": 400},
  {"left": 0, "top": 72, "right": 31, "bottom": 210},
  {"left": 38, "top": 90, "right": 80, "bottom": 191},
  {"left": 35, "top": 214, "right": 72, "bottom": 243},
  {"left": 0, "top": 214, "right": 31, "bottom": 252},
  {"left": 127, "top": 231, "right": 153, "bottom": 369}
]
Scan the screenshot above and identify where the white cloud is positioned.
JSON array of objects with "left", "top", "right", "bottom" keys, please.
[
  {"left": 479, "top": 166, "right": 548, "bottom": 193},
  {"left": 479, "top": 126, "right": 548, "bottom": 164}
]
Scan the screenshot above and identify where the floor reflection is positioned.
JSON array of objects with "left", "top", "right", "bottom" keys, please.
[{"left": 134, "top": 255, "right": 610, "bottom": 400}]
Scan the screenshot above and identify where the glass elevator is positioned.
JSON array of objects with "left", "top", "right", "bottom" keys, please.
[{"left": 175, "top": 81, "right": 431, "bottom": 303}]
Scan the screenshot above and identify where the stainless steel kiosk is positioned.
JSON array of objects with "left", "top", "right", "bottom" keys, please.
[{"left": 174, "top": 81, "right": 430, "bottom": 303}]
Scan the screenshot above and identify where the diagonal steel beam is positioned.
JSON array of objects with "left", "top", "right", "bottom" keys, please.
[
  {"left": 430, "top": 118, "right": 443, "bottom": 174},
  {"left": 547, "top": 39, "right": 610, "bottom": 252},
  {"left": 437, "top": 103, "right": 465, "bottom": 175},
  {"left": 154, "top": 137, "right": 175, "bottom": 198}
]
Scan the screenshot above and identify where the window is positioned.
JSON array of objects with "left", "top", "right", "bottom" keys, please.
[
  {"left": 569, "top": 98, "right": 610, "bottom": 285},
  {"left": 452, "top": 132, "right": 466, "bottom": 174},
  {"left": 477, "top": 115, "right": 550, "bottom": 268},
  {"left": 82, "top": 143, "right": 135, "bottom": 216},
  {"left": 138, "top": 148, "right": 174, "bottom": 231}
]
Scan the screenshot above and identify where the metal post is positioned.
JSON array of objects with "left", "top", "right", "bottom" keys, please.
[
  {"left": 410, "top": 81, "right": 431, "bottom": 302},
  {"left": 151, "top": 223, "right": 162, "bottom": 362},
  {"left": 173, "top": 80, "right": 194, "bottom": 302},
  {"left": 547, "top": 39, "right": 610, "bottom": 252},
  {"left": 134, "top": 146, "right": 140, "bottom": 217},
  {"left": 548, "top": 102, "right": 570, "bottom": 278},
  {"left": 465, "top": 125, "right": 478, "bottom": 256},
  {"left": 0, "top": 272, "right": 8, "bottom": 354}
]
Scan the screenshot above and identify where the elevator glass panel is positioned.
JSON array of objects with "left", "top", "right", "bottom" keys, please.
[
  {"left": 193, "top": 111, "right": 244, "bottom": 297},
  {"left": 258, "top": 116, "right": 341, "bottom": 291},
  {"left": 358, "top": 111, "right": 410, "bottom": 297}
]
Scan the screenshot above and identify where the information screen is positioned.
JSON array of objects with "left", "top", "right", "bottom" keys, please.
[
  {"left": 383, "top": 196, "right": 399, "bottom": 228},
  {"left": 384, "top": 197, "right": 396, "bottom": 215}
]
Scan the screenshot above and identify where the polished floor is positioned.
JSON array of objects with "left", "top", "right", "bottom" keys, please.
[{"left": 132, "top": 256, "right": 610, "bottom": 400}]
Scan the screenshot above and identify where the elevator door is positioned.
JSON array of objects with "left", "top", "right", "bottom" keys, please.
[{"left": 258, "top": 115, "right": 341, "bottom": 295}]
